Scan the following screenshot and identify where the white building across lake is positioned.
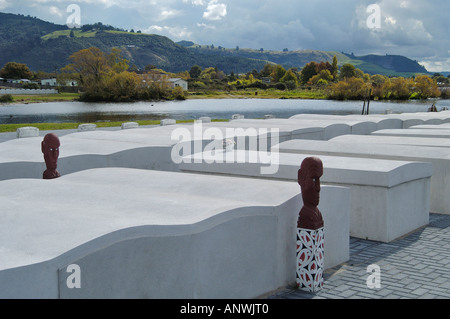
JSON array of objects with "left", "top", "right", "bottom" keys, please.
[
  {"left": 41, "top": 78, "right": 78, "bottom": 87},
  {"left": 168, "top": 78, "right": 188, "bottom": 90}
]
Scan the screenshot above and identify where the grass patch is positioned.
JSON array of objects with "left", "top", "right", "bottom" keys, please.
[
  {"left": 10, "top": 93, "right": 80, "bottom": 104},
  {"left": 6, "top": 89, "right": 326, "bottom": 104},
  {"left": 41, "top": 30, "right": 97, "bottom": 40},
  {"left": 105, "top": 30, "right": 149, "bottom": 36},
  {"left": 0, "top": 119, "right": 229, "bottom": 133},
  {"left": 187, "top": 88, "right": 327, "bottom": 99}
]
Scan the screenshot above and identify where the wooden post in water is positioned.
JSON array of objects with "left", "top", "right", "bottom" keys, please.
[
  {"left": 366, "top": 88, "right": 372, "bottom": 115},
  {"left": 362, "top": 88, "right": 372, "bottom": 115},
  {"left": 362, "top": 88, "right": 367, "bottom": 115}
]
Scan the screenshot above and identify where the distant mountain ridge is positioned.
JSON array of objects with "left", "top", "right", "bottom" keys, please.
[
  {"left": 350, "top": 53, "right": 428, "bottom": 73},
  {"left": 0, "top": 12, "right": 429, "bottom": 76}
]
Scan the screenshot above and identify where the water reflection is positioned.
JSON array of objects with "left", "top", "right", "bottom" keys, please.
[{"left": 1, "top": 98, "right": 447, "bottom": 124}]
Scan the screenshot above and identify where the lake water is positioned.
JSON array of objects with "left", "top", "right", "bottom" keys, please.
[{"left": 1, "top": 98, "right": 449, "bottom": 124}]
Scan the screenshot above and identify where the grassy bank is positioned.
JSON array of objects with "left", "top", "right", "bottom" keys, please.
[
  {"left": 10, "top": 93, "right": 80, "bottom": 104},
  {"left": 0, "top": 119, "right": 229, "bottom": 133},
  {"left": 2, "top": 88, "right": 326, "bottom": 104},
  {"left": 187, "top": 88, "right": 327, "bottom": 99}
]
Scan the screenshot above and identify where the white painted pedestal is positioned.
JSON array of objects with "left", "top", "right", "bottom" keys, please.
[{"left": 296, "top": 227, "right": 324, "bottom": 293}]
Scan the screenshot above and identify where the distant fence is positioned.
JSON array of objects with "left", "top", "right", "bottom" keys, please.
[{"left": 0, "top": 88, "right": 58, "bottom": 95}]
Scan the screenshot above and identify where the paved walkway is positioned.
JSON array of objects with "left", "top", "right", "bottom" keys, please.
[{"left": 268, "top": 213, "right": 450, "bottom": 299}]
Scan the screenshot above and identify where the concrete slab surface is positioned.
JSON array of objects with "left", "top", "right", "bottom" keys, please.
[{"left": 0, "top": 168, "right": 304, "bottom": 298}]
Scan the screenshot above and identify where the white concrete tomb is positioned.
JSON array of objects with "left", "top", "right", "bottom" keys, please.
[
  {"left": 180, "top": 150, "right": 431, "bottom": 242},
  {"left": 0, "top": 168, "right": 308, "bottom": 299},
  {"left": 274, "top": 139, "right": 449, "bottom": 214}
]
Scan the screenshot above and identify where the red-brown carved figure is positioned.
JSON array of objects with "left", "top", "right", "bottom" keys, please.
[
  {"left": 41, "top": 133, "right": 61, "bottom": 179},
  {"left": 297, "top": 157, "right": 324, "bottom": 230}
]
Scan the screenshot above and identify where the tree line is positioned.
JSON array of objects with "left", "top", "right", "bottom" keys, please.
[
  {"left": 186, "top": 55, "right": 444, "bottom": 100},
  {"left": 1, "top": 48, "right": 447, "bottom": 102},
  {"left": 0, "top": 48, "right": 186, "bottom": 102}
]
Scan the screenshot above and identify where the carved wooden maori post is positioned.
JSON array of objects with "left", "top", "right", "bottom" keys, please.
[
  {"left": 296, "top": 157, "right": 324, "bottom": 292},
  {"left": 41, "top": 133, "right": 61, "bottom": 179}
]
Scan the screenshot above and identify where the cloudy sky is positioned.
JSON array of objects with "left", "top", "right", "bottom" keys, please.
[{"left": 1, "top": 0, "right": 449, "bottom": 71}]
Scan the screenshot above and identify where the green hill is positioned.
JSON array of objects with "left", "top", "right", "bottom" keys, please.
[
  {"left": 0, "top": 12, "right": 267, "bottom": 73},
  {"left": 0, "top": 12, "right": 429, "bottom": 76},
  {"left": 343, "top": 53, "right": 428, "bottom": 76},
  {"left": 183, "top": 44, "right": 428, "bottom": 76}
]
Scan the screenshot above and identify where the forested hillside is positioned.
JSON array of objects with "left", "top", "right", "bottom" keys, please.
[{"left": 0, "top": 12, "right": 429, "bottom": 76}]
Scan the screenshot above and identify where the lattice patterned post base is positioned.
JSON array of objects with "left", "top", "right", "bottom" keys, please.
[{"left": 296, "top": 227, "right": 324, "bottom": 293}]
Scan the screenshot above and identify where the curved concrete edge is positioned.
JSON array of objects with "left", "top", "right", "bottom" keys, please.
[
  {"left": 0, "top": 146, "right": 178, "bottom": 181},
  {"left": 325, "top": 160, "right": 433, "bottom": 188},
  {"left": 372, "top": 128, "right": 450, "bottom": 138},
  {"left": 350, "top": 122, "right": 378, "bottom": 135},
  {"left": 410, "top": 123, "right": 450, "bottom": 129},
  {"left": 0, "top": 169, "right": 349, "bottom": 298},
  {"left": 331, "top": 134, "right": 450, "bottom": 149},
  {"left": 372, "top": 118, "right": 403, "bottom": 130},
  {"left": 56, "top": 205, "right": 292, "bottom": 299},
  {"left": 0, "top": 205, "right": 284, "bottom": 299},
  {"left": 181, "top": 150, "right": 432, "bottom": 188},
  {"left": 229, "top": 118, "right": 349, "bottom": 141},
  {"left": 289, "top": 114, "right": 404, "bottom": 131}
]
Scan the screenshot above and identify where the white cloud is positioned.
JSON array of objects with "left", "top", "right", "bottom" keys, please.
[
  {"left": 158, "top": 9, "right": 181, "bottom": 21},
  {"left": 385, "top": 16, "right": 396, "bottom": 25},
  {"left": 183, "top": 0, "right": 205, "bottom": 5},
  {"left": 420, "top": 58, "right": 450, "bottom": 73},
  {"left": 197, "top": 22, "right": 215, "bottom": 30},
  {"left": 400, "top": 1, "right": 410, "bottom": 8},
  {"left": 3, "top": 0, "right": 449, "bottom": 71},
  {"left": 0, "top": 0, "right": 11, "bottom": 10},
  {"left": 49, "top": 5, "right": 62, "bottom": 18},
  {"left": 202, "top": 0, "right": 226, "bottom": 21},
  {"left": 143, "top": 25, "right": 192, "bottom": 41},
  {"left": 146, "top": 25, "right": 163, "bottom": 32}
]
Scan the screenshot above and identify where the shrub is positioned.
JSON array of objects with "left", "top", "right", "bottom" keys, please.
[
  {"left": 171, "top": 86, "right": 185, "bottom": 100},
  {"left": 273, "top": 83, "right": 286, "bottom": 90},
  {"left": 409, "top": 92, "right": 420, "bottom": 99},
  {"left": 0, "top": 94, "right": 13, "bottom": 103},
  {"left": 191, "top": 81, "right": 207, "bottom": 88},
  {"left": 283, "top": 80, "right": 298, "bottom": 90},
  {"left": 245, "top": 81, "right": 268, "bottom": 89},
  {"left": 325, "top": 77, "right": 369, "bottom": 100},
  {"left": 389, "top": 77, "right": 413, "bottom": 100},
  {"left": 22, "top": 82, "right": 40, "bottom": 90},
  {"left": 316, "top": 79, "right": 328, "bottom": 86},
  {"left": 413, "top": 75, "right": 441, "bottom": 99}
]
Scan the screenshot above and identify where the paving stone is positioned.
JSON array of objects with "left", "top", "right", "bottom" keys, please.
[
  {"left": 268, "top": 213, "right": 450, "bottom": 299},
  {"left": 383, "top": 293, "right": 403, "bottom": 299},
  {"left": 411, "top": 287, "right": 430, "bottom": 295},
  {"left": 418, "top": 293, "right": 440, "bottom": 299},
  {"left": 338, "top": 289, "right": 358, "bottom": 298}
]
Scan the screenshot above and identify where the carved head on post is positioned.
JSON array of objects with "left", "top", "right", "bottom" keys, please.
[
  {"left": 41, "top": 133, "right": 61, "bottom": 179},
  {"left": 297, "top": 156, "right": 324, "bottom": 230}
]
